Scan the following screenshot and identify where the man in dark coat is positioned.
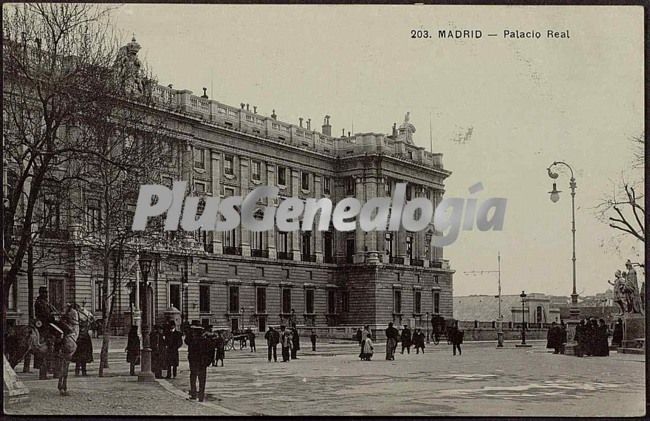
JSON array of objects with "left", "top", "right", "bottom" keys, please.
[
  {"left": 385, "top": 322, "right": 399, "bottom": 360},
  {"left": 185, "top": 321, "right": 210, "bottom": 402},
  {"left": 401, "top": 325, "right": 412, "bottom": 354},
  {"left": 264, "top": 326, "right": 279, "bottom": 362},
  {"left": 34, "top": 287, "right": 56, "bottom": 380},
  {"left": 546, "top": 322, "right": 560, "bottom": 353},
  {"left": 150, "top": 324, "right": 165, "bottom": 378},
  {"left": 291, "top": 328, "right": 300, "bottom": 359},
  {"left": 165, "top": 321, "right": 183, "bottom": 379},
  {"left": 611, "top": 318, "right": 623, "bottom": 347},
  {"left": 310, "top": 330, "right": 318, "bottom": 351},
  {"left": 449, "top": 323, "right": 463, "bottom": 356},
  {"left": 574, "top": 320, "right": 586, "bottom": 357}
]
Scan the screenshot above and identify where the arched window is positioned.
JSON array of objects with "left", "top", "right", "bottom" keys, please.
[{"left": 536, "top": 306, "right": 544, "bottom": 323}]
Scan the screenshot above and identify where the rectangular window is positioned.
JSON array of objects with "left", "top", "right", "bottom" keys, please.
[
  {"left": 385, "top": 233, "right": 393, "bottom": 257},
  {"left": 94, "top": 280, "right": 103, "bottom": 313},
  {"left": 252, "top": 160, "right": 261, "bottom": 181},
  {"left": 305, "top": 289, "right": 315, "bottom": 314},
  {"left": 346, "top": 177, "right": 355, "bottom": 195},
  {"left": 224, "top": 155, "right": 234, "bottom": 176},
  {"left": 393, "top": 289, "right": 402, "bottom": 314},
  {"left": 44, "top": 195, "right": 61, "bottom": 232},
  {"left": 327, "top": 290, "right": 336, "bottom": 314},
  {"left": 8, "top": 283, "right": 17, "bottom": 310},
  {"left": 49, "top": 279, "right": 64, "bottom": 312},
  {"left": 256, "top": 287, "right": 266, "bottom": 313},
  {"left": 414, "top": 290, "right": 422, "bottom": 314},
  {"left": 323, "top": 233, "right": 333, "bottom": 262},
  {"left": 199, "top": 263, "right": 209, "bottom": 275},
  {"left": 277, "top": 166, "right": 287, "bottom": 186},
  {"left": 433, "top": 292, "right": 440, "bottom": 314},
  {"left": 252, "top": 231, "right": 264, "bottom": 250},
  {"left": 301, "top": 172, "right": 310, "bottom": 191},
  {"left": 229, "top": 286, "right": 240, "bottom": 313},
  {"left": 224, "top": 229, "right": 237, "bottom": 247},
  {"left": 277, "top": 231, "right": 289, "bottom": 253},
  {"left": 406, "top": 235, "right": 413, "bottom": 260},
  {"left": 169, "top": 284, "right": 181, "bottom": 311},
  {"left": 323, "top": 176, "right": 331, "bottom": 195},
  {"left": 194, "top": 181, "right": 206, "bottom": 194},
  {"left": 346, "top": 239, "right": 355, "bottom": 263},
  {"left": 282, "top": 288, "right": 291, "bottom": 314},
  {"left": 406, "top": 185, "right": 412, "bottom": 201},
  {"left": 342, "top": 291, "right": 350, "bottom": 312},
  {"left": 301, "top": 232, "right": 311, "bottom": 258},
  {"left": 193, "top": 148, "right": 205, "bottom": 169},
  {"left": 87, "top": 199, "right": 101, "bottom": 232},
  {"left": 199, "top": 284, "right": 210, "bottom": 313},
  {"left": 385, "top": 179, "right": 392, "bottom": 196}
]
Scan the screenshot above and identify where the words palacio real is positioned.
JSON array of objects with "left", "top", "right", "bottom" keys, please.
[{"left": 438, "top": 29, "right": 570, "bottom": 39}]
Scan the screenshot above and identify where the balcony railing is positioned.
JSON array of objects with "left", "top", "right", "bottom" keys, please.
[
  {"left": 223, "top": 246, "right": 242, "bottom": 256},
  {"left": 411, "top": 259, "right": 424, "bottom": 267},
  {"left": 277, "top": 251, "right": 293, "bottom": 260},
  {"left": 251, "top": 249, "right": 269, "bottom": 258},
  {"left": 301, "top": 254, "right": 316, "bottom": 262},
  {"left": 430, "top": 260, "right": 443, "bottom": 268},
  {"left": 389, "top": 256, "right": 404, "bottom": 265}
]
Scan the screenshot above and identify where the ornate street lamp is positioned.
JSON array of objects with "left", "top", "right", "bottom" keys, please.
[
  {"left": 520, "top": 290, "right": 527, "bottom": 346},
  {"left": 547, "top": 162, "right": 579, "bottom": 307},
  {"left": 137, "top": 256, "right": 154, "bottom": 382}
]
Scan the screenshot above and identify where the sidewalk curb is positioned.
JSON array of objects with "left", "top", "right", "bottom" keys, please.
[{"left": 155, "top": 378, "right": 245, "bottom": 416}]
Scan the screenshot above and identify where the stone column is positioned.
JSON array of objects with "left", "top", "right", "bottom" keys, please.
[
  {"left": 239, "top": 157, "right": 251, "bottom": 257},
  {"left": 335, "top": 178, "right": 346, "bottom": 264},
  {"left": 211, "top": 151, "right": 223, "bottom": 254},
  {"left": 365, "top": 175, "right": 379, "bottom": 264},
  {"left": 313, "top": 175, "right": 323, "bottom": 263},
  {"left": 290, "top": 169, "right": 301, "bottom": 261},
  {"left": 267, "top": 164, "right": 277, "bottom": 259},
  {"left": 354, "top": 176, "right": 365, "bottom": 263},
  {"left": 416, "top": 186, "right": 427, "bottom": 262}
]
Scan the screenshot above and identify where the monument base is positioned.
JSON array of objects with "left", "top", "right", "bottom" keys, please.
[
  {"left": 3, "top": 354, "right": 30, "bottom": 406},
  {"left": 622, "top": 313, "right": 645, "bottom": 349}
]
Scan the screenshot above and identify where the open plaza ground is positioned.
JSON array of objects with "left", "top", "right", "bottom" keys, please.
[{"left": 6, "top": 338, "right": 645, "bottom": 417}]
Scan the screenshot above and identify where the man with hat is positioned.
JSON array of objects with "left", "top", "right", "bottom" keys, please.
[
  {"left": 34, "top": 286, "right": 56, "bottom": 379},
  {"left": 185, "top": 320, "right": 210, "bottom": 402}
]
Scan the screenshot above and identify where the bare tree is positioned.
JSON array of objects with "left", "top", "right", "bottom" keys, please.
[
  {"left": 2, "top": 4, "right": 119, "bottom": 329},
  {"left": 595, "top": 133, "right": 645, "bottom": 246}
]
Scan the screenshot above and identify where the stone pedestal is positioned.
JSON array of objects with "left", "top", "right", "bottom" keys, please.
[
  {"left": 3, "top": 354, "right": 29, "bottom": 405},
  {"left": 622, "top": 313, "right": 645, "bottom": 349}
]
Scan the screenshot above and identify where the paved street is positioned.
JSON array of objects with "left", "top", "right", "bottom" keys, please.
[{"left": 6, "top": 339, "right": 645, "bottom": 416}]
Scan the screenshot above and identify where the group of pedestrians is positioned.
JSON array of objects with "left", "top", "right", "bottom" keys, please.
[
  {"left": 575, "top": 318, "right": 612, "bottom": 357},
  {"left": 125, "top": 321, "right": 184, "bottom": 378},
  {"left": 264, "top": 325, "right": 301, "bottom": 362},
  {"left": 546, "top": 321, "right": 568, "bottom": 354}
]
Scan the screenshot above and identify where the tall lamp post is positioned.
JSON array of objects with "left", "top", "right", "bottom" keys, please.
[
  {"left": 547, "top": 161, "right": 579, "bottom": 311},
  {"left": 138, "top": 256, "right": 154, "bottom": 382},
  {"left": 519, "top": 290, "right": 527, "bottom": 346}
]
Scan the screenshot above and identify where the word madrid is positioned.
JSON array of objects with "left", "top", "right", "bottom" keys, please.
[{"left": 131, "top": 182, "right": 506, "bottom": 246}]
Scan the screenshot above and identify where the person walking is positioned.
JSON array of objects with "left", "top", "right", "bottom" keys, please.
[
  {"left": 449, "top": 322, "right": 463, "bottom": 356},
  {"left": 611, "top": 318, "right": 623, "bottom": 348},
  {"left": 125, "top": 325, "right": 140, "bottom": 376},
  {"left": 355, "top": 328, "right": 362, "bottom": 346},
  {"left": 186, "top": 321, "right": 209, "bottom": 402},
  {"left": 310, "top": 330, "right": 318, "bottom": 351},
  {"left": 150, "top": 324, "right": 166, "bottom": 378},
  {"left": 265, "top": 326, "right": 279, "bottom": 362},
  {"left": 291, "top": 328, "right": 300, "bottom": 359},
  {"left": 280, "top": 325, "right": 291, "bottom": 362},
  {"left": 72, "top": 304, "right": 93, "bottom": 376},
  {"left": 34, "top": 287, "right": 56, "bottom": 380},
  {"left": 413, "top": 328, "right": 425, "bottom": 354},
  {"left": 213, "top": 331, "right": 225, "bottom": 367},
  {"left": 360, "top": 335, "right": 374, "bottom": 361},
  {"left": 165, "top": 321, "right": 183, "bottom": 379},
  {"left": 385, "top": 322, "right": 399, "bottom": 360},
  {"left": 359, "top": 325, "right": 371, "bottom": 360},
  {"left": 247, "top": 328, "right": 256, "bottom": 353},
  {"left": 400, "top": 325, "right": 412, "bottom": 354},
  {"left": 56, "top": 303, "right": 79, "bottom": 396}
]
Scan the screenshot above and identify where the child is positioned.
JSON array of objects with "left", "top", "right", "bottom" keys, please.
[{"left": 214, "top": 331, "right": 225, "bottom": 367}]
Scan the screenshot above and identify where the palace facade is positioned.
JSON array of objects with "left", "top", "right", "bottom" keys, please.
[{"left": 4, "top": 38, "right": 454, "bottom": 334}]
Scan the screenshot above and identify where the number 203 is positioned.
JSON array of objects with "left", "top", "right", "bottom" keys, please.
[{"left": 411, "top": 29, "right": 430, "bottom": 39}]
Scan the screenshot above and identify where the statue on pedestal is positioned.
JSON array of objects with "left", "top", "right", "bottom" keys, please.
[
  {"left": 623, "top": 260, "right": 643, "bottom": 315},
  {"left": 608, "top": 270, "right": 626, "bottom": 316}
]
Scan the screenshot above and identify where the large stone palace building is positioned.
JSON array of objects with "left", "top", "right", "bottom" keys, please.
[{"left": 4, "top": 38, "right": 454, "bottom": 334}]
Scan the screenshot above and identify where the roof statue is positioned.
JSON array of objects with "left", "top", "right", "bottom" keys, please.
[
  {"left": 397, "top": 112, "right": 416, "bottom": 144},
  {"left": 113, "top": 37, "right": 147, "bottom": 97}
]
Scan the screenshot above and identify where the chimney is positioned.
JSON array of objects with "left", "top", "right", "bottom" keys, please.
[
  {"left": 201, "top": 88, "right": 208, "bottom": 99},
  {"left": 392, "top": 123, "right": 397, "bottom": 137},
  {"left": 342, "top": 128, "right": 345, "bottom": 137},
  {"left": 271, "top": 109, "right": 277, "bottom": 120},
  {"left": 241, "top": 103, "right": 245, "bottom": 110},
  {"left": 307, "top": 118, "right": 311, "bottom": 130},
  {"left": 253, "top": 106, "right": 257, "bottom": 114},
  {"left": 348, "top": 131, "right": 351, "bottom": 137},
  {"left": 299, "top": 117, "right": 303, "bottom": 128},
  {"left": 246, "top": 103, "right": 250, "bottom": 111},
  {"left": 322, "top": 115, "right": 331, "bottom": 136}
]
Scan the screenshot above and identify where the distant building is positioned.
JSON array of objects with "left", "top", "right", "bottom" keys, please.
[{"left": 454, "top": 293, "right": 560, "bottom": 324}]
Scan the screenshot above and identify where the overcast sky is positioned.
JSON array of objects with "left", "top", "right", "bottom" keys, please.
[{"left": 112, "top": 5, "right": 644, "bottom": 297}]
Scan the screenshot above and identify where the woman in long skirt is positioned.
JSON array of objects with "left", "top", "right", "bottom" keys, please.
[
  {"left": 125, "top": 326, "right": 140, "bottom": 376},
  {"left": 361, "top": 336, "right": 374, "bottom": 361}
]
